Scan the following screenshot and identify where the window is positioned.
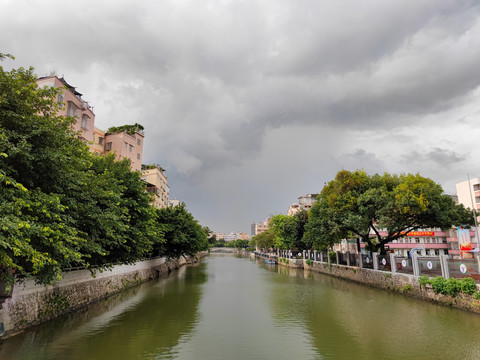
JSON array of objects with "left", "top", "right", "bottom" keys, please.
[
  {"left": 98, "top": 137, "right": 104, "bottom": 145},
  {"left": 105, "top": 142, "right": 112, "bottom": 151},
  {"left": 129, "top": 145, "right": 133, "bottom": 152},
  {"left": 67, "top": 102, "right": 77, "bottom": 117},
  {"left": 81, "top": 115, "right": 89, "bottom": 130},
  {"left": 124, "top": 142, "right": 128, "bottom": 149},
  {"left": 137, "top": 139, "right": 141, "bottom": 145},
  {"left": 137, "top": 153, "right": 140, "bottom": 160},
  {"left": 57, "top": 93, "right": 64, "bottom": 108}
]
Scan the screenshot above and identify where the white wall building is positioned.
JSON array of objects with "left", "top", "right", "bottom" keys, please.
[{"left": 456, "top": 177, "right": 480, "bottom": 212}]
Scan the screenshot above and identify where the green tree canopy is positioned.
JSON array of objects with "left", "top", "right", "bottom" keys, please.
[
  {"left": 0, "top": 56, "right": 93, "bottom": 284},
  {"left": 0, "top": 55, "right": 206, "bottom": 286},
  {"left": 154, "top": 204, "right": 208, "bottom": 259},
  {"left": 270, "top": 214, "right": 298, "bottom": 250},
  {"left": 252, "top": 229, "right": 275, "bottom": 250},
  {"left": 310, "top": 170, "right": 475, "bottom": 254}
]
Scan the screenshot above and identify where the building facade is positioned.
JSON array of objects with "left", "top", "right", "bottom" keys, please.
[
  {"left": 251, "top": 218, "right": 271, "bottom": 236},
  {"left": 456, "top": 177, "right": 480, "bottom": 212},
  {"left": 288, "top": 194, "right": 318, "bottom": 216},
  {"left": 104, "top": 126, "right": 144, "bottom": 172},
  {"left": 92, "top": 127, "right": 105, "bottom": 155},
  {"left": 141, "top": 165, "right": 169, "bottom": 209},
  {"left": 168, "top": 199, "right": 181, "bottom": 207},
  {"left": 36, "top": 76, "right": 96, "bottom": 151}
]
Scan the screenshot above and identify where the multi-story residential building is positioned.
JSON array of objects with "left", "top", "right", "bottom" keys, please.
[
  {"left": 36, "top": 76, "right": 96, "bottom": 151},
  {"left": 251, "top": 218, "right": 271, "bottom": 236},
  {"left": 224, "top": 233, "right": 238, "bottom": 242},
  {"left": 210, "top": 233, "right": 225, "bottom": 241},
  {"left": 287, "top": 203, "right": 300, "bottom": 216},
  {"left": 37, "top": 77, "right": 149, "bottom": 174},
  {"left": 456, "top": 177, "right": 480, "bottom": 212},
  {"left": 141, "top": 164, "right": 169, "bottom": 209},
  {"left": 236, "top": 232, "right": 252, "bottom": 241},
  {"left": 287, "top": 194, "right": 318, "bottom": 216},
  {"left": 298, "top": 194, "right": 318, "bottom": 210},
  {"left": 92, "top": 127, "right": 105, "bottom": 155},
  {"left": 168, "top": 199, "right": 181, "bottom": 207},
  {"left": 104, "top": 125, "right": 144, "bottom": 172}
]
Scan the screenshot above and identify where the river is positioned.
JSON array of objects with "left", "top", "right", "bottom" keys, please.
[{"left": 1, "top": 254, "right": 480, "bottom": 359}]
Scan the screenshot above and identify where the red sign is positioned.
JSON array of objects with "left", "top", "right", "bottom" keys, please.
[
  {"left": 404, "top": 231, "right": 434, "bottom": 237},
  {"left": 393, "top": 231, "right": 435, "bottom": 237}
]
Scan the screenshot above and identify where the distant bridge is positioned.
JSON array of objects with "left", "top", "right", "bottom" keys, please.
[{"left": 209, "top": 247, "right": 237, "bottom": 253}]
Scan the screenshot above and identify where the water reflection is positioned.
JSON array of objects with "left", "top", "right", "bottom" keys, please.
[
  {"left": 2, "top": 256, "right": 480, "bottom": 360},
  {"left": 268, "top": 265, "right": 480, "bottom": 360},
  {"left": 0, "top": 263, "right": 207, "bottom": 360}
]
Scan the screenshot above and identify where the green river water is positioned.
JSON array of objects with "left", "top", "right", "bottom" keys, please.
[{"left": 1, "top": 254, "right": 480, "bottom": 359}]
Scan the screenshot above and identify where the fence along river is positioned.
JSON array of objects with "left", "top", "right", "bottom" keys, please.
[{"left": 1, "top": 254, "right": 480, "bottom": 360}]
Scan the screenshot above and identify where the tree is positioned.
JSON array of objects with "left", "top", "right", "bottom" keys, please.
[
  {"left": 235, "top": 239, "right": 249, "bottom": 249},
  {"left": 252, "top": 229, "right": 275, "bottom": 250},
  {"left": 294, "top": 209, "right": 309, "bottom": 251},
  {"left": 0, "top": 55, "right": 208, "bottom": 286},
  {"left": 0, "top": 56, "right": 93, "bottom": 284},
  {"left": 270, "top": 214, "right": 298, "bottom": 250},
  {"left": 310, "top": 170, "right": 475, "bottom": 254},
  {"left": 302, "top": 201, "right": 342, "bottom": 251},
  {"left": 153, "top": 204, "right": 208, "bottom": 259},
  {"left": 71, "top": 155, "right": 161, "bottom": 266}
]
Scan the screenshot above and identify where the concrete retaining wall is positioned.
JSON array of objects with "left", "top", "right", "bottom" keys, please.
[
  {"left": 0, "top": 252, "right": 207, "bottom": 338},
  {"left": 280, "top": 258, "right": 480, "bottom": 314}
]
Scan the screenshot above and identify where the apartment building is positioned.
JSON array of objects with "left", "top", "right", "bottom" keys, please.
[
  {"left": 104, "top": 125, "right": 144, "bottom": 172},
  {"left": 141, "top": 164, "right": 169, "bottom": 209},
  {"left": 251, "top": 218, "right": 271, "bottom": 236},
  {"left": 456, "top": 177, "right": 480, "bottom": 212},
  {"left": 288, "top": 193, "right": 318, "bottom": 215},
  {"left": 36, "top": 76, "right": 95, "bottom": 151},
  {"left": 168, "top": 199, "right": 181, "bottom": 207},
  {"left": 92, "top": 127, "right": 105, "bottom": 155}
]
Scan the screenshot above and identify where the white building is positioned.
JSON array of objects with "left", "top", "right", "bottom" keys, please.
[{"left": 456, "top": 177, "right": 480, "bottom": 212}]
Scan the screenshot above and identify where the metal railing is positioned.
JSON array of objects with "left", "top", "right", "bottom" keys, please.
[{"left": 254, "top": 250, "right": 480, "bottom": 283}]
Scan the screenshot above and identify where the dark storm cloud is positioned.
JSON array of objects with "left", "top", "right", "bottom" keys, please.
[
  {"left": 2, "top": 0, "right": 480, "bottom": 231},
  {"left": 405, "top": 148, "right": 467, "bottom": 167}
]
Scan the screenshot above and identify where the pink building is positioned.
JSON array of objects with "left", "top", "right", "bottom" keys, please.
[
  {"left": 36, "top": 76, "right": 95, "bottom": 150},
  {"left": 92, "top": 127, "right": 105, "bottom": 155},
  {"left": 104, "top": 125, "right": 144, "bottom": 172},
  {"left": 251, "top": 218, "right": 271, "bottom": 236},
  {"left": 357, "top": 228, "right": 478, "bottom": 258}
]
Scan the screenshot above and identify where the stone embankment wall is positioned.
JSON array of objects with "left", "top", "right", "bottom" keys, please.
[
  {"left": 0, "top": 252, "right": 207, "bottom": 338},
  {"left": 278, "top": 258, "right": 480, "bottom": 314}
]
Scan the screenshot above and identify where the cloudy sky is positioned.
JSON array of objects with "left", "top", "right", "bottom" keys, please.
[{"left": 2, "top": 0, "right": 480, "bottom": 233}]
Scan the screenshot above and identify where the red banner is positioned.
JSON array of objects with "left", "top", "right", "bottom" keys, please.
[
  {"left": 398, "top": 231, "right": 435, "bottom": 237},
  {"left": 407, "top": 231, "right": 434, "bottom": 237}
]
